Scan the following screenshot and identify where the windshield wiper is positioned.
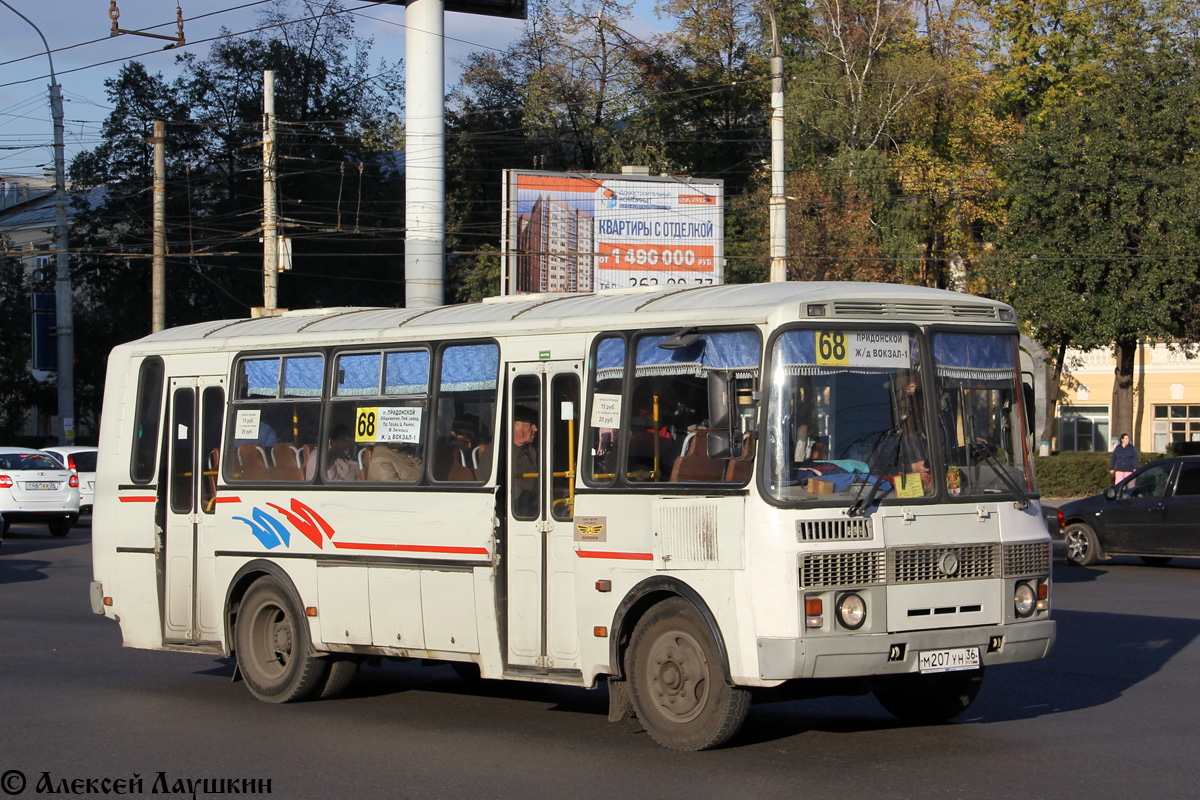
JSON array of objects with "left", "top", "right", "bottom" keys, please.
[
  {"left": 848, "top": 428, "right": 900, "bottom": 517},
  {"left": 969, "top": 442, "right": 1031, "bottom": 509}
]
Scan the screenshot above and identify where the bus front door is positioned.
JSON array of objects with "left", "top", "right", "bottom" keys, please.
[
  {"left": 162, "top": 376, "right": 225, "bottom": 644},
  {"left": 505, "top": 363, "right": 582, "bottom": 673}
]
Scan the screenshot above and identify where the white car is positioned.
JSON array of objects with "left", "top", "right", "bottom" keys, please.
[
  {"left": 41, "top": 446, "right": 98, "bottom": 515},
  {"left": 0, "top": 447, "right": 80, "bottom": 537}
]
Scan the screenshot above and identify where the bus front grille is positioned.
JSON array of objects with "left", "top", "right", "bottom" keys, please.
[
  {"left": 800, "top": 550, "right": 887, "bottom": 589},
  {"left": 889, "top": 544, "right": 1000, "bottom": 583},
  {"left": 1003, "top": 541, "right": 1051, "bottom": 576}
]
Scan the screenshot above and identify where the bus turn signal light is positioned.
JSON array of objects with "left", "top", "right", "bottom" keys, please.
[{"left": 805, "top": 597, "right": 823, "bottom": 629}]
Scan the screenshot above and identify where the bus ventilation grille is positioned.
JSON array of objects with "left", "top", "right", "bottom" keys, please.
[
  {"left": 796, "top": 518, "right": 873, "bottom": 542},
  {"left": 1003, "top": 541, "right": 1051, "bottom": 576},
  {"left": 800, "top": 550, "right": 887, "bottom": 589},
  {"left": 890, "top": 544, "right": 1000, "bottom": 583}
]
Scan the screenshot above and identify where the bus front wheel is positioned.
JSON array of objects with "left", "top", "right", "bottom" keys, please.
[
  {"left": 626, "top": 597, "right": 750, "bottom": 750},
  {"left": 235, "top": 578, "right": 329, "bottom": 703},
  {"left": 874, "top": 668, "right": 983, "bottom": 724}
]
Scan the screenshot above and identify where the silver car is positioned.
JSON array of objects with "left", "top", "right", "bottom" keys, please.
[
  {"left": 41, "top": 446, "right": 98, "bottom": 515},
  {"left": 0, "top": 447, "right": 81, "bottom": 537}
]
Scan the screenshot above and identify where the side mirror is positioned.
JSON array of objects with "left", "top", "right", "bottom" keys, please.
[
  {"left": 1104, "top": 486, "right": 1116, "bottom": 501},
  {"left": 708, "top": 371, "right": 731, "bottom": 430}
]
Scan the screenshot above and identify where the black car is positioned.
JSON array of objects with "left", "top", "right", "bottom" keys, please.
[{"left": 1060, "top": 455, "right": 1200, "bottom": 566}]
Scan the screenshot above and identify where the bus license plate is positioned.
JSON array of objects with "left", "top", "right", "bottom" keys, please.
[
  {"left": 918, "top": 646, "right": 980, "bottom": 674},
  {"left": 25, "top": 481, "right": 58, "bottom": 490}
]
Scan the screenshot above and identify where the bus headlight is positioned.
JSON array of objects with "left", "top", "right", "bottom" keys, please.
[
  {"left": 1014, "top": 582, "right": 1036, "bottom": 618},
  {"left": 836, "top": 593, "right": 866, "bottom": 630}
]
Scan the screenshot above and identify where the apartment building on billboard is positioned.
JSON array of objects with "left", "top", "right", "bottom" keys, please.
[
  {"left": 515, "top": 194, "right": 594, "bottom": 293},
  {"left": 1056, "top": 343, "right": 1200, "bottom": 453}
]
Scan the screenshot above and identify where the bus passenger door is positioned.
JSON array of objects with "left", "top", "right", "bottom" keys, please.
[
  {"left": 505, "top": 362, "right": 582, "bottom": 672},
  {"left": 163, "top": 376, "right": 225, "bottom": 644}
]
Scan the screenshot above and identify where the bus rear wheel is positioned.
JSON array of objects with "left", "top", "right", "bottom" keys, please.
[
  {"left": 235, "top": 578, "right": 328, "bottom": 703},
  {"left": 626, "top": 598, "right": 750, "bottom": 750},
  {"left": 874, "top": 668, "right": 983, "bottom": 724}
]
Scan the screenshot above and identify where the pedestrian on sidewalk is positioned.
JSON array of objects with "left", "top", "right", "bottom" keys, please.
[{"left": 1110, "top": 433, "right": 1138, "bottom": 485}]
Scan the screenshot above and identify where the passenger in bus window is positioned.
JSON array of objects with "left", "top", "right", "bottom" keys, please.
[
  {"left": 367, "top": 441, "right": 422, "bottom": 482},
  {"left": 322, "top": 423, "right": 361, "bottom": 482},
  {"left": 512, "top": 405, "right": 539, "bottom": 516}
]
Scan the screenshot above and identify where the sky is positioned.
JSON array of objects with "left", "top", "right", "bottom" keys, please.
[{"left": 0, "top": 0, "right": 661, "bottom": 179}]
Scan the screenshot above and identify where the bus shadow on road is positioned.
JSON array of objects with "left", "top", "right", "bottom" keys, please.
[
  {"left": 185, "top": 607, "right": 1197, "bottom": 747},
  {"left": 0, "top": 557, "right": 53, "bottom": 584},
  {"left": 971, "top": 608, "right": 1200, "bottom": 720},
  {"left": 748, "top": 607, "right": 1200, "bottom": 743}
]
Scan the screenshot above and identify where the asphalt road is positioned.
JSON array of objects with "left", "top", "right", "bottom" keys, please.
[{"left": 3, "top": 519, "right": 1200, "bottom": 799}]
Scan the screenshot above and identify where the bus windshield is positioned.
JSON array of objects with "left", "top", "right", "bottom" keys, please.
[
  {"left": 931, "top": 332, "right": 1031, "bottom": 499},
  {"left": 765, "top": 329, "right": 934, "bottom": 503}
]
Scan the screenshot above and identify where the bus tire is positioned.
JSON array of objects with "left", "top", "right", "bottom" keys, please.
[
  {"left": 235, "top": 577, "right": 329, "bottom": 703},
  {"left": 315, "top": 657, "right": 359, "bottom": 700},
  {"left": 874, "top": 668, "right": 983, "bottom": 724},
  {"left": 1064, "top": 523, "right": 1099, "bottom": 566},
  {"left": 625, "top": 597, "right": 750, "bottom": 750}
]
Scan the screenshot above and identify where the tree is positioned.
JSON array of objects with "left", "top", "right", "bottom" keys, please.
[
  {"left": 66, "top": 1, "right": 404, "bottom": 428},
  {"left": 993, "top": 2, "right": 1200, "bottom": 447}
]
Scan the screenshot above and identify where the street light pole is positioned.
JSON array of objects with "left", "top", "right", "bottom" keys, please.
[{"left": 2, "top": 1, "right": 74, "bottom": 444}]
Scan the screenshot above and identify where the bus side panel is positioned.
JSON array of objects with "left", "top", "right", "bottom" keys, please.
[
  {"left": 93, "top": 347, "right": 166, "bottom": 649},
  {"left": 571, "top": 493, "right": 767, "bottom": 688},
  {"left": 207, "top": 489, "right": 496, "bottom": 657}
]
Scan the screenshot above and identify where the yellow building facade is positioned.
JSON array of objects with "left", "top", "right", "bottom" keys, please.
[{"left": 1058, "top": 344, "right": 1200, "bottom": 453}]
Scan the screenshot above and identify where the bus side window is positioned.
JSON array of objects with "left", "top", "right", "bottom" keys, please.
[
  {"left": 550, "top": 373, "right": 580, "bottom": 520},
  {"left": 130, "top": 356, "right": 165, "bottom": 483},
  {"left": 587, "top": 335, "right": 625, "bottom": 485},
  {"left": 226, "top": 354, "right": 323, "bottom": 482},
  {"left": 625, "top": 330, "right": 761, "bottom": 483},
  {"left": 433, "top": 343, "right": 499, "bottom": 484}
]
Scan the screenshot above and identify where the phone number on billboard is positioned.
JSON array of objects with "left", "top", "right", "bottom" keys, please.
[{"left": 596, "top": 276, "right": 717, "bottom": 290}]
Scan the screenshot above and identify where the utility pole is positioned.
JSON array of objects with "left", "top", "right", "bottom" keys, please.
[
  {"left": 404, "top": 0, "right": 445, "bottom": 307},
  {"left": 768, "top": 7, "right": 787, "bottom": 283},
  {"left": 262, "top": 70, "right": 279, "bottom": 312},
  {"left": 151, "top": 119, "right": 166, "bottom": 333},
  {"left": 2, "top": 1, "right": 74, "bottom": 443}
]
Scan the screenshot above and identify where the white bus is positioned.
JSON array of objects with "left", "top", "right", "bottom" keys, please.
[{"left": 90, "top": 282, "right": 1054, "bottom": 750}]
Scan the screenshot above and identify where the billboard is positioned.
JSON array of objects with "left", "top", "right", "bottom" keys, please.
[
  {"left": 502, "top": 170, "right": 724, "bottom": 295},
  {"left": 386, "top": 1, "right": 527, "bottom": 21}
]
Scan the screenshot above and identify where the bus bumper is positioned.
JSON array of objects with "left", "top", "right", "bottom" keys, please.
[{"left": 756, "top": 619, "right": 1055, "bottom": 680}]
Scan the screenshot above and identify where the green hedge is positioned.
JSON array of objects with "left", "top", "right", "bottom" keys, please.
[{"left": 1032, "top": 451, "right": 1161, "bottom": 498}]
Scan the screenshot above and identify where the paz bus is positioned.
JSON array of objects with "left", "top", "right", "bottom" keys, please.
[{"left": 90, "top": 282, "right": 1054, "bottom": 750}]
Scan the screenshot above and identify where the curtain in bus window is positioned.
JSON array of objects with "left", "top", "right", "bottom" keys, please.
[
  {"left": 385, "top": 350, "right": 430, "bottom": 395},
  {"left": 242, "top": 358, "right": 280, "bottom": 398},
  {"left": 931, "top": 333, "right": 1015, "bottom": 387},
  {"left": 595, "top": 337, "right": 626, "bottom": 382},
  {"left": 633, "top": 331, "right": 760, "bottom": 377},
  {"left": 283, "top": 356, "right": 323, "bottom": 397},
  {"left": 337, "top": 353, "right": 381, "bottom": 396},
  {"left": 440, "top": 344, "right": 500, "bottom": 391}
]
